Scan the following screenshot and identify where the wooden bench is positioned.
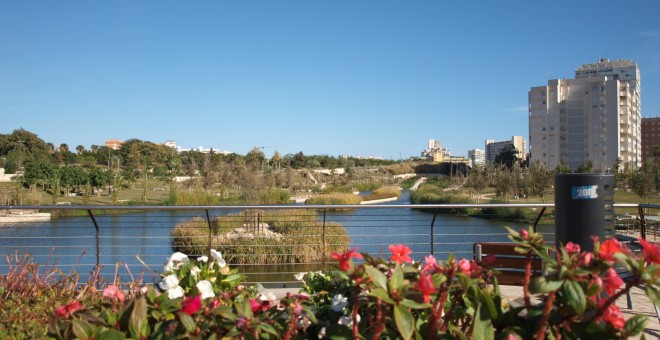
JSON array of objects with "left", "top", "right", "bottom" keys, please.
[{"left": 473, "top": 242, "right": 544, "bottom": 285}]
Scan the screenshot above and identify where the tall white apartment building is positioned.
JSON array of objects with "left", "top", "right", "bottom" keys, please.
[
  {"left": 468, "top": 148, "right": 485, "bottom": 167},
  {"left": 428, "top": 139, "right": 440, "bottom": 150},
  {"left": 485, "top": 136, "right": 526, "bottom": 164},
  {"left": 529, "top": 58, "right": 641, "bottom": 171}
]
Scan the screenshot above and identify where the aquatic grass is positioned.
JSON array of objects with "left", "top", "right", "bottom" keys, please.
[{"left": 171, "top": 209, "right": 351, "bottom": 264}]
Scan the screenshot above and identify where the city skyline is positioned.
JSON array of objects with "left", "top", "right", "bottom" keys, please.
[{"left": 1, "top": 1, "right": 660, "bottom": 159}]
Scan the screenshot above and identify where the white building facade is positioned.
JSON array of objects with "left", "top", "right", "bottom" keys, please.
[
  {"left": 529, "top": 58, "right": 641, "bottom": 171},
  {"left": 468, "top": 148, "right": 486, "bottom": 167},
  {"left": 484, "top": 136, "right": 526, "bottom": 164}
]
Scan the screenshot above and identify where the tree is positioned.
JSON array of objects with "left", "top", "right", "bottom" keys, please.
[
  {"left": 527, "top": 161, "right": 553, "bottom": 202},
  {"left": 76, "top": 145, "right": 85, "bottom": 155},
  {"left": 271, "top": 151, "right": 283, "bottom": 172},
  {"left": 59, "top": 143, "right": 69, "bottom": 153},
  {"left": 576, "top": 160, "right": 593, "bottom": 173},
  {"left": 631, "top": 160, "right": 657, "bottom": 203},
  {"left": 494, "top": 145, "right": 519, "bottom": 169},
  {"left": 465, "top": 165, "right": 488, "bottom": 203},
  {"left": 554, "top": 158, "right": 572, "bottom": 174},
  {"left": 59, "top": 166, "right": 87, "bottom": 196}
]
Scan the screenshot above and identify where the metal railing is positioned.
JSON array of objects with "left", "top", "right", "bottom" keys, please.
[{"left": 0, "top": 203, "right": 645, "bottom": 287}]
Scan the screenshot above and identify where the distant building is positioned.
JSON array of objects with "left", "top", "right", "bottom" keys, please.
[
  {"left": 468, "top": 148, "right": 485, "bottom": 167},
  {"left": 529, "top": 58, "right": 641, "bottom": 171},
  {"left": 641, "top": 117, "right": 660, "bottom": 166},
  {"left": 428, "top": 139, "right": 440, "bottom": 150},
  {"left": 422, "top": 139, "right": 447, "bottom": 160},
  {"left": 485, "top": 136, "right": 525, "bottom": 164},
  {"left": 104, "top": 139, "right": 124, "bottom": 150},
  {"left": 163, "top": 140, "right": 177, "bottom": 149}
]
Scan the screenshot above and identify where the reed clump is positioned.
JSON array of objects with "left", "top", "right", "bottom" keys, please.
[
  {"left": 361, "top": 186, "right": 400, "bottom": 201},
  {"left": 171, "top": 209, "right": 350, "bottom": 264}
]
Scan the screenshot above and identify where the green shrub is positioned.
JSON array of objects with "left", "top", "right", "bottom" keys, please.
[
  {"left": 410, "top": 185, "right": 474, "bottom": 215},
  {"left": 476, "top": 198, "right": 531, "bottom": 220},
  {"left": 305, "top": 193, "right": 362, "bottom": 206},
  {"left": 361, "top": 186, "right": 401, "bottom": 201}
]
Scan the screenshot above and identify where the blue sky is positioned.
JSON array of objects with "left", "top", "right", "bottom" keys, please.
[{"left": 1, "top": 1, "right": 659, "bottom": 160}]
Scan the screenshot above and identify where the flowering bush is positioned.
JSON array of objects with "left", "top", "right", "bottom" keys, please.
[{"left": 46, "top": 230, "right": 660, "bottom": 339}]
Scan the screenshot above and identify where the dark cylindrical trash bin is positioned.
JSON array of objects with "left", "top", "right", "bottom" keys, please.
[{"left": 555, "top": 174, "right": 614, "bottom": 252}]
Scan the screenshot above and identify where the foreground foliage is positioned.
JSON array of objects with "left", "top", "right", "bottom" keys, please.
[{"left": 2, "top": 227, "right": 659, "bottom": 338}]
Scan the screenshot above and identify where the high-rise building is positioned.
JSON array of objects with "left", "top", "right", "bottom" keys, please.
[
  {"left": 529, "top": 58, "right": 641, "bottom": 171},
  {"left": 484, "top": 136, "right": 526, "bottom": 164},
  {"left": 641, "top": 117, "right": 660, "bottom": 166},
  {"left": 468, "top": 148, "right": 485, "bottom": 167}
]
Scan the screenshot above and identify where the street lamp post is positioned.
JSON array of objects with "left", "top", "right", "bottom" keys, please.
[{"left": 16, "top": 140, "right": 24, "bottom": 174}]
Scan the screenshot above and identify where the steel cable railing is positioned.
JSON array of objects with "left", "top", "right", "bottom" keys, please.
[{"left": 0, "top": 203, "right": 641, "bottom": 287}]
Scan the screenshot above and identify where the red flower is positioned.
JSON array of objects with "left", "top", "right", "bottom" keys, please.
[
  {"left": 483, "top": 254, "right": 497, "bottom": 265},
  {"left": 102, "top": 284, "right": 126, "bottom": 302},
  {"left": 331, "top": 248, "right": 363, "bottom": 272},
  {"left": 55, "top": 305, "right": 68, "bottom": 317},
  {"left": 180, "top": 295, "right": 202, "bottom": 316},
  {"left": 599, "top": 238, "right": 623, "bottom": 262},
  {"left": 602, "top": 268, "right": 624, "bottom": 296},
  {"left": 66, "top": 301, "right": 83, "bottom": 314},
  {"left": 565, "top": 242, "right": 580, "bottom": 254},
  {"left": 250, "top": 298, "right": 261, "bottom": 313},
  {"left": 415, "top": 272, "right": 436, "bottom": 303},
  {"left": 55, "top": 301, "right": 83, "bottom": 317},
  {"left": 520, "top": 229, "right": 530, "bottom": 240},
  {"left": 599, "top": 300, "right": 626, "bottom": 329},
  {"left": 639, "top": 238, "right": 660, "bottom": 264},
  {"left": 389, "top": 244, "right": 412, "bottom": 264}
]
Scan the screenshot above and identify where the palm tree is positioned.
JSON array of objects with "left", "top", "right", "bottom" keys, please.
[
  {"left": 76, "top": 145, "right": 85, "bottom": 155},
  {"left": 59, "top": 143, "right": 69, "bottom": 153},
  {"left": 46, "top": 142, "right": 55, "bottom": 153},
  {"left": 91, "top": 144, "right": 99, "bottom": 153}
]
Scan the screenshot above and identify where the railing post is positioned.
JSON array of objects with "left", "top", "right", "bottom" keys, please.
[
  {"left": 430, "top": 209, "right": 438, "bottom": 255},
  {"left": 532, "top": 207, "right": 546, "bottom": 233},
  {"left": 322, "top": 208, "right": 327, "bottom": 271},
  {"left": 205, "top": 209, "right": 212, "bottom": 255},
  {"left": 638, "top": 205, "right": 647, "bottom": 240},
  {"left": 86, "top": 209, "right": 101, "bottom": 273}
]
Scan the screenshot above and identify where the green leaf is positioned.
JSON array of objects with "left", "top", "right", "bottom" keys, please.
[
  {"left": 394, "top": 305, "right": 414, "bottom": 340},
  {"left": 129, "top": 297, "right": 147, "bottom": 339},
  {"left": 389, "top": 263, "right": 404, "bottom": 292},
  {"left": 222, "top": 274, "right": 244, "bottom": 284},
  {"left": 178, "top": 312, "right": 197, "bottom": 332},
  {"left": 72, "top": 319, "right": 93, "bottom": 339},
  {"left": 370, "top": 287, "right": 396, "bottom": 304},
  {"left": 301, "top": 305, "right": 318, "bottom": 324},
  {"left": 447, "top": 323, "right": 469, "bottom": 340},
  {"left": 624, "top": 315, "right": 648, "bottom": 336},
  {"left": 400, "top": 298, "right": 431, "bottom": 309},
  {"left": 98, "top": 328, "right": 128, "bottom": 340},
  {"left": 478, "top": 290, "right": 498, "bottom": 319},
  {"left": 564, "top": 280, "right": 586, "bottom": 314},
  {"left": 214, "top": 305, "right": 238, "bottom": 321},
  {"left": 365, "top": 265, "right": 388, "bottom": 291},
  {"left": 646, "top": 286, "right": 660, "bottom": 306},
  {"left": 235, "top": 300, "right": 254, "bottom": 318},
  {"left": 473, "top": 304, "right": 495, "bottom": 340},
  {"left": 529, "top": 276, "right": 564, "bottom": 294}
]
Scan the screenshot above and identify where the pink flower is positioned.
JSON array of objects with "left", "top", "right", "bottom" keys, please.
[
  {"left": 415, "top": 272, "right": 436, "bottom": 303},
  {"left": 389, "top": 244, "right": 413, "bottom": 264},
  {"left": 458, "top": 259, "right": 471, "bottom": 274},
  {"left": 565, "top": 242, "right": 580, "bottom": 254},
  {"left": 639, "top": 238, "right": 660, "bottom": 264},
  {"left": 55, "top": 301, "right": 83, "bottom": 317},
  {"left": 602, "top": 268, "right": 624, "bottom": 296},
  {"left": 250, "top": 298, "right": 262, "bottom": 313},
  {"left": 102, "top": 284, "right": 126, "bottom": 302},
  {"left": 180, "top": 295, "right": 202, "bottom": 316},
  {"left": 579, "top": 251, "right": 594, "bottom": 266},
  {"left": 331, "top": 248, "right": 363, "bottom": 272},
  {"left": 422, "top": 255, "right": 441, "bottom": 274},
  {"left": 599, "top": 238, "right": 623, "bottom": 262}
]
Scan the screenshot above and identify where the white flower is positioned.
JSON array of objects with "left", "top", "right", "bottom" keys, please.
[
  {"left": 196, "top": 280, "right": 215, "bottom": 299},
  {"left": 197, "top": 255, "right": 208, "bottom": 263},
  {"left": 190, "top": 266, "right": 201, "bottom": 278},
  {"left": 338, "top": 314, "right": 360, "bottom": 328},
  {"left": 166, "top": 286, "right": 185, "bottom": 299},
  {"left": 331, "top": 294, "right": 348, "bottom": 312},
  {"left": 158, "top": 274, "right": 180, "bottom": 291},
  {"left": 294, "top": 272, "right": 306, "bottom": 281},
  {"left": 317, "top": 327, "right": 326, "bottom": 339},
  {"left": 163, "top": 252, "right": 190, "bottom": 272},
  {"left": 210, "top": 249, "right": 226, "bottom": 268}
]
